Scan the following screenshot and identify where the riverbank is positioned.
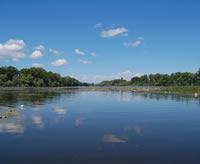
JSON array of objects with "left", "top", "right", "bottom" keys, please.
[
  {"left": 0, "top": 86, "right": 199, "bottom": 97},
  {"left": 81, "top": 86, "right": 200, "bottom": 97}
]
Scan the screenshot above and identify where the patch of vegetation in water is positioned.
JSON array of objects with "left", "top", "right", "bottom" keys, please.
[
  {"left": 160, "top": 86, "right": 200, "bottom": 96},
  {"left": 0, "top": 110, "right": 17, "bottom": 119}
]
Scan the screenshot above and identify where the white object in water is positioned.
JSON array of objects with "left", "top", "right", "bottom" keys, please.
[
  {"left": 194, "top": 93, "right": 198, "bottom": 97},
  {"left": 20, "top": 104, "right": 24, "bottom": 109}
]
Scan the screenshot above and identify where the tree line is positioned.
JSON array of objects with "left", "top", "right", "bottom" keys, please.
[
  {"left": 98, "top": 69, "right": 200, "bottom": 86},
  {"left": 0, "top": 66, "right": 200, "bottom": 87},
  {"left": 0, "top": 66, "right": 84, "bottom": 87}
]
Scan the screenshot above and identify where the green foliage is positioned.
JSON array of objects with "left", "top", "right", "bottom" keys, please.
[
  {"left": 0, "top": 66, "right": 81, "bottom": 87},
  {"left": 1, "top": 66, "right": 199, "bottom": 87},
  {"left": 130, "top": 72, "right": 198, "bottom": 86},
  {"left": 98, "top": 69, "right": 200, "bottom": 87},
  {"left": 98, "top": 78, "right": 128, "bottom": 86},
  {"left": 197, "top": 68, "right": 200, "bottom": 79}
]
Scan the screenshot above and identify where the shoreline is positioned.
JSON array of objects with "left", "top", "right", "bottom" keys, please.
[{"left": 0, "top": 86, "right": 199, "bottom": 98}]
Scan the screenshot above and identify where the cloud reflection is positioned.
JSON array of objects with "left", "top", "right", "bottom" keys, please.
[
  {"left": 124, "top": 125, "right": 144, "bottom": 136},
  {"left": 102, "top": 134, "right": 128, "bottom": 143},
  {"left": 0, "top": 122, "right": 24, "bottom": 134},
  {"left": 52, "top": 108, "right": 68, "bottom": 115},
  {"left": 75, "top": 118, "right": 84, "bottom": 127},
  {"left": 32, "top": 114, "right": 44, "bottom": 128}
]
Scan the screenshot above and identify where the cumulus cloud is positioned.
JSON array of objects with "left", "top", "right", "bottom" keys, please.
[
  {"left": 90, "top": 52, "right": 96, "bottom": 57},
  {"left": 77, "top": 75, "right": 110, "bottom": 83},
  {"left": 79, "top": 59, "right": 92, "bottom": 65},
  {"left": 51, "top": 59, "right": 68, "bottom": 66},
  {"left": 117, "top": 70, "right": 143, "bottom": 80},
  {"left": 32, "top": 63, "right": 43, "bottom": 68},
  {"left": 101, "top": 27, "right": 128, "bottom": 38},
  {"left": 0, "top": 39, "right": 26, "bottom": 60},
  {"left": 117, "top": 70, "right": 135, "bottom": 80},
  {"left": 95, "top": 23, "right": 103, "bottom": 29},
  {"left": 35, "top": 45, "right": 45, "bottom": 51},
  {"left": 49, "top": 48, "right": 64, "bottom": 55},
  {"left": 76, "top": 70, "right": 143, "bottom": 83},
  {"left": 74, "top": 49, "right": 85, "bottom": 56},
  {"left": 31, "top": 50, "right": 43, "bottom": 59},
  {"left": 124, "top": 37, "right": 144, "bottom": 48}
]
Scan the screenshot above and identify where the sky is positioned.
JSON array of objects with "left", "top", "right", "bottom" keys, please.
[{"left": 0, "top": 0, "right": 200, "bottom": 83}]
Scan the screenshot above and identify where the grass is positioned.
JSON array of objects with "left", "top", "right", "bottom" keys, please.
[{"left": 160, "top": 86, "right": 200, "bottom": 96}]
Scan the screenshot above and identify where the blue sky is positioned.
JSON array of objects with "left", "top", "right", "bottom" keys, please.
[{"left": 0, "top": 0, "right": 199, "bottom": 82}]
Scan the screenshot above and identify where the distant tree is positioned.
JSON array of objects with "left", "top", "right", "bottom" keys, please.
[
  {"left": 197, "top": 68, "right": 200, "bottom": 79},
  {"left": 0, "top": 66, "right": 81, "bottom": 87},
  {"left": 0, "top": 74, "right": 7, "bottom": 86},
  {"left": 195, "top": 68, "right": 200, "bottom": 85}
]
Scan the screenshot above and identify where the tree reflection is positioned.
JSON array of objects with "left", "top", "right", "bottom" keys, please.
[{"left": 0, "top": 89, "right": 78, "bottom": 107}]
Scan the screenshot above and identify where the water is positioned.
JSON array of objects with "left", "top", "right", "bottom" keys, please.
[{"left": 0, "top": 89, "right": 200, "bottom": 164}]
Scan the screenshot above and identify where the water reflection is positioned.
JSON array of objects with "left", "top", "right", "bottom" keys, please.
[
  {"left": 0, "top": 118, "right": 24, "bottom": 134},
  {"left": 0, "top": 90, "right": 78, "bottom": 107},
  {"left": 0, "top": 122, "right": 24, "bottom": 133},
  {"left": 135, "top": 92, "right": 200, "bottom": 103},
  {"left": 53, "top": 107, "right": 68, "bottom": 122},
  {"left": 52, "top": 108, "right": 68, "bottom": 115},
  {"left": 74, "top": 117, "right": 85, "bottom": 127},
  {"left": 102, "top": 134, "right": 128, "bottom": 143},
  {"left": 0, "top": 90, "right": 200, "bottom": 163},
  {"left": 124, "top": 125, "right": 144, "bottom": 136},
  {"left": 112, "top": 91, "right": 200, "bottom": 104},
  {"left": 32, "top": 114, "right": 44, "bottom": 128}
]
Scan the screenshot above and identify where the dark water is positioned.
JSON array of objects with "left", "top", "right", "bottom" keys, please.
[{"left": 0, "top": 90, "right": 200, "bottom": 164}]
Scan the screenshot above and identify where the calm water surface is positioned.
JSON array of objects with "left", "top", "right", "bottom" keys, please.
[{"left": 0, "top": 90, "right": 200, "bottom": 164}]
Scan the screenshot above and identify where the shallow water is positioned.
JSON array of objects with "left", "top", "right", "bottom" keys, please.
[{"left": 0, "top": 90, "right": 200, "bottom": 164}]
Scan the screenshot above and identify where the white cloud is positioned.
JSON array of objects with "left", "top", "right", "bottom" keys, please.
[
  {"left": 0, "top": 39, "right": 26, "bottom": 60},
  {"left": 117, "top": 70, "right": 135, "bottom": 80},
  {"left": 124, "top": 37, "right": 144, "bottom": 48},
  {"left": 74, "top": 49, "right": 85, "bottom": 56},
  {"left": 75, "top": 70, "right": 143, "bottom": 83},
  {"left": 117, "top": 70, "right": 143, "bottom": 80},
  {"left": 101, "top": 27, "right": 128, "bottom": 38},
  {"left": 134, "top": 73, "right": 143, "bottom": 77},
  {"left": 79, "top": 59, "right": 92, "bottom": 65},
  {"left": 32, "top": 63, "right": 43, "bottom": 68},
  {"left": 51, "top": 59, "right": 68, "bottom": 66},
  {"left": 49, "top": 48, "right": 64, "bottom": 55},
  {"left": 35, "top": 45, "right": 45, "bottom": 51},
  {"left": 75, "top": 74, "right": 116, "bottom": 83},
  {"left": 31, "top": 50, "right": 43, "bottom": 59},
  {"left": 95, "top": 23, "right": 102, "bottom": 29},
  {"left": 90, "top": 52, "right": 96, "bottom": 57}
]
